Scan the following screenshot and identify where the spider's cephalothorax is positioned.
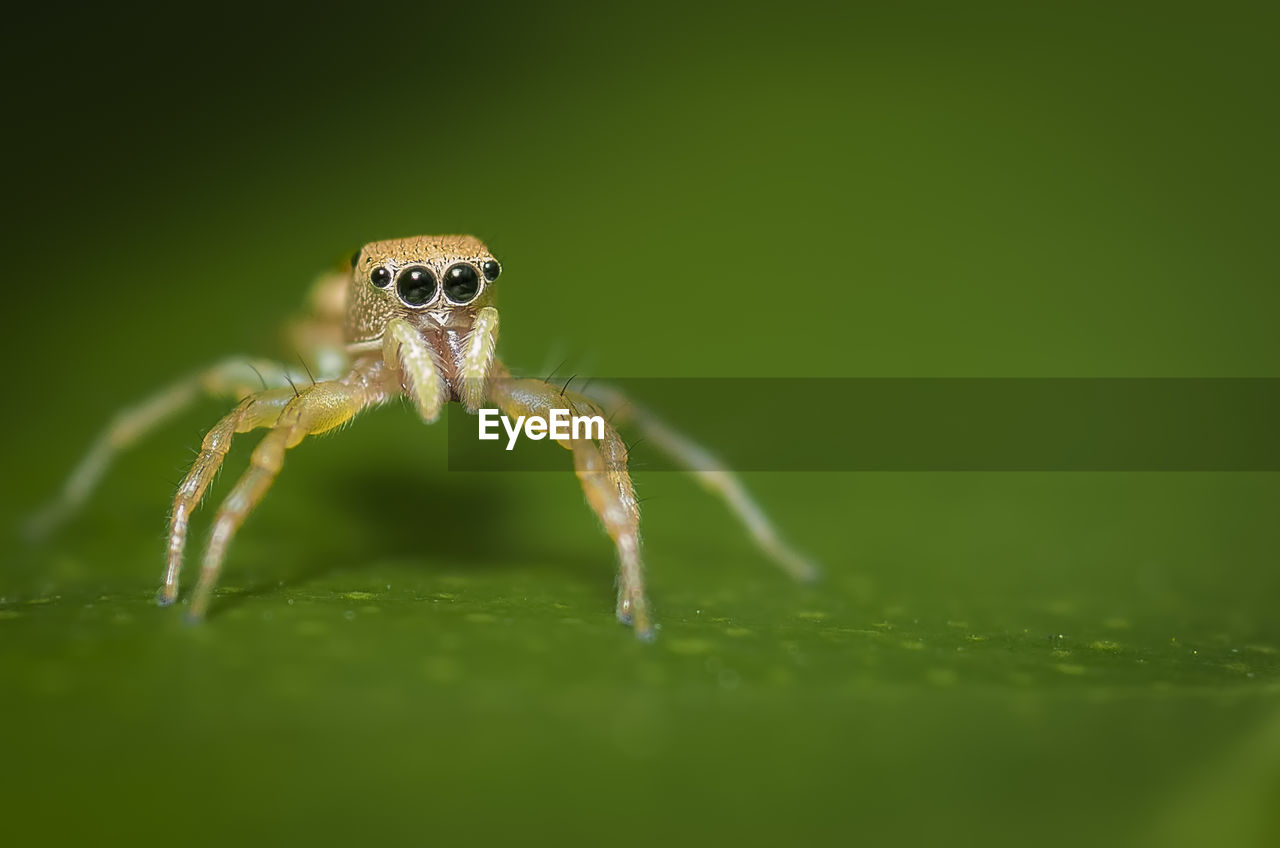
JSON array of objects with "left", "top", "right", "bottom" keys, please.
[
  {"left": 346, "top": 235, "right": 503, "bottom": 413},
  {"left": 32, "top": 235, "right": 817, "bottom": 641},
  {"left": 348, "top": 236, "right": 498, "bottom": 341}
]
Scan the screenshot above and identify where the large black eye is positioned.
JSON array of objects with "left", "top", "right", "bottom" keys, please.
[
  {"left": 396, "top": 265, "right": 437, "bottom": 305},
  {"left": 482, "top": 259, "right": 501, "bottom": 282},
  {"left": 371, "top": 266, "right": 391, "bottom": 288},
  {"left": 443, "top": 263, "right": 481, "bottom": 303}
]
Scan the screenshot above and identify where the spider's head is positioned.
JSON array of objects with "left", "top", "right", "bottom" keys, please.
[{"left": 345, "top": 235, "right": 501, "bottom": 343}]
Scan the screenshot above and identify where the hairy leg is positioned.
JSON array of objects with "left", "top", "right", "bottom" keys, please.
[
  {"left": 161, "top": 387, "right": 297, "bottom": 605},
  {"left": 489, "top": 376, "right": 652, "bottom": 639},
  {"left": 186, "top": 372, "right": 385, "bottom": 620},
  {"left": 28, "top": 358, "right": 313, "bottom": 539},
  {"left": 582, "top": 383, "right": 819, "bottom": 583}
]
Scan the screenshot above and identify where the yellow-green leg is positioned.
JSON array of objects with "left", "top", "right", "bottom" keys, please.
[
  {"left": 489, "top": 377, "right": 652, "bottom": 639},
  {"left": 28, "top": 358, "right": 312, "bottom": 539},
  {"left": 582, "top": 383, "right": 819, "bottom": 583},
  {"left": 161, "top": 387, "right": 297, "bottom": 605},
  {"left": 183, "top": 376, "right": 383, "bottom": 620}
]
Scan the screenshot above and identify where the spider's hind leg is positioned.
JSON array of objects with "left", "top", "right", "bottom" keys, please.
[
  {"left": 582, "top": 383, "right": 820, "bottom": 583},
  {"left": 27, "top": 358, "right": 310, "bottom": 540}
]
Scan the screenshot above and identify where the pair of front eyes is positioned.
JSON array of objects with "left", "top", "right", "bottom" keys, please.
[{"left": 366, "top": 259, "right": 501, "bottom": 307}]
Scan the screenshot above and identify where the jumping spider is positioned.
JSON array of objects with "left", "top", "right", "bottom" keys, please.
[{"left": 32, "top": 235, "right": 816, "bottom": 639}]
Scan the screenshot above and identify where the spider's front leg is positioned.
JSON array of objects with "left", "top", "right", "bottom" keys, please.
[
  {"left": 173, "top": 362, "right": 389, "bottom": 619},
  {"left": 488, "top": 374, "right": 652, "bottom": 639},
  {"left": 161, "top": 386, "right": 296, "bottom": 604}
]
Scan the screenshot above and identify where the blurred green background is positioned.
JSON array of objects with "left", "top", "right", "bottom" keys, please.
[{"left": 2, "top": 2, "right": 1277, "bottom": 845}]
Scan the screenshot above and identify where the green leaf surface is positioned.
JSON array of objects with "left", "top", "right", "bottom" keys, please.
[{"left": 5, "top": 443, "right": 1278, "bottom": 845}]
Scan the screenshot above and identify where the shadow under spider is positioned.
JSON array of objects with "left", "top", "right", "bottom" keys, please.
[{"left": 223, "top": 467, "right": 607, "bottom": 612}]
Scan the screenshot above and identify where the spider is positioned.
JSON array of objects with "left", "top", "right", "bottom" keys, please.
[{"left": 31, "top": 235, "right": 816, "bottom": 639}]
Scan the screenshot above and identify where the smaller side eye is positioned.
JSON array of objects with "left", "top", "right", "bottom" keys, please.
[
  {"left": 371, "top": 266, "right": 392, "bottom": 288},
  {"left": 444, "top": 263, "right": 481, "bottom": 304},
  {"left": 396, "top": 265, "right": 437, "bottom": 306},
  {"left": 350, "top": 250, "right": 360, "bottom": 269},
  {"left": 482, "top": 259, "right": 501, "bottom": 282}
]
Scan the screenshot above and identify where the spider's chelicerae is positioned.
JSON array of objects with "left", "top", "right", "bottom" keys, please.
[{"left": 33, "top": 235, "right": 816, "bottom": 639}]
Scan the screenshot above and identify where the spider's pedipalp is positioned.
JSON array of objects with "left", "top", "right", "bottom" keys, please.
[
  {"left": 460, "top": 306, "right": 500, "bottom": 413},
  {"left": 383, "top": 318, "right": 447, "bottom": 423}
]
